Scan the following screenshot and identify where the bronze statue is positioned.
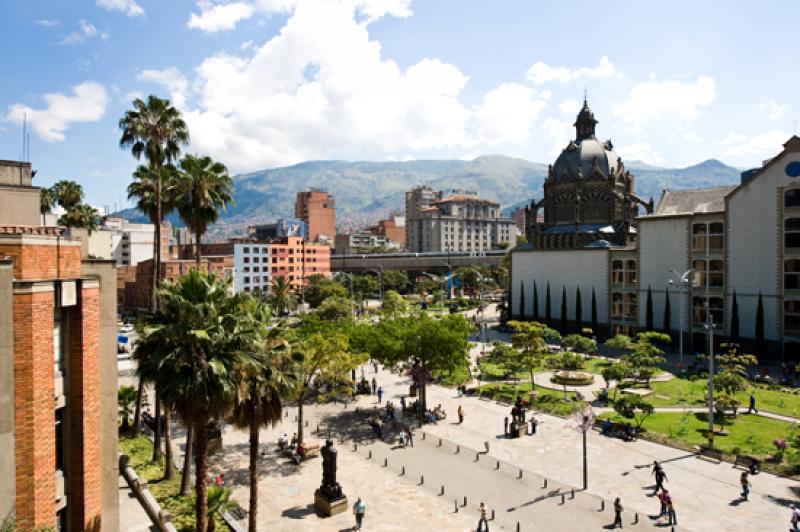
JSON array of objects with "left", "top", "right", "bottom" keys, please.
[{"left": 320, "top": 439, "right": 343, "bottom": 500}]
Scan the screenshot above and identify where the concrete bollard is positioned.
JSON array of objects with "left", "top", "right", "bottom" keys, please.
[
  {"left": 454, "top": 500, "right": 459, "bottom": 513},
  {"left": 600, "top": 500, "right": 605, "bottom": 511},
  {"left": 542, "top": 479, "right": 547, "bottom": 489},
  {"left": 560, "top": 493, "right": 565, "bottom": 505},
  {"left": 475, "top": 453, "right": 479, "bottom": 462},
  {"left": 422, "top": 432, "right": 426, "bottom": 440},
  {"left": 305, "top": 420, "right": 308, "bottom": 427},
  {"left": 368, "top": 450, "right": 372, "bottom": 459},
  {"left": 316, "top": 423, "right": 319, "bottom": 433},
  {"left": 440, "top": 485, "right": 445, "bottom": 496},
  {"left": 400, "top": 466, "right": 405, "bottom": 476},
  {"left": 462, "top": 496, "right": 467, "bottom": 507},
  {"left": 570, "top": 489, "right": 575, "bottom": 500},
  {"left": 518, "top": 469, "right": 523, "bottom": 479},
  {"left": 633, "top": 513, "right": 638, "bottom": 525},
  {"left": 484, "top": 441, "right": 490, "bottom": 453},
  {"left": 383, "top": 458, "right": 388, "bottom": 467},
  {"left": 419, "top": 475, "right": 424, "bottom": 485},
  {"left": 353, "top": 443, "right": 357, "bottom": 452},
  {"left": 495, "top": 460, "right": 500, "bottom": 470},
  {"left": 491, "top": 509, "right": 495, "bottom": 520},
  {"left": 285, "top": 411, "right": 288, "bottom": 417},
  {"left": 516, "top": 522, "right": 520, "bottom": 532},
  {"left": 438, "top": 438, "right": 442, "bottom": 447},
  {"left": 455, "top": 445, "right": 460, "bottom": 454}
]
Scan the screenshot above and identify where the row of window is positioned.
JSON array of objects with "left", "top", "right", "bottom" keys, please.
[
  {"left": 241, "top": 246, "right": 324, "bottom": 254},
  {"left": 692, "top": 223, "right": 724, "bottom": 253}
]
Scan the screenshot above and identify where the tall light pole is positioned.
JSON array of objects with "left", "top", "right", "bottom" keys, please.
[
  {"left": 668, "top": 269, "right": 694, "bottom": 364},
  {"left": 702, "top": 303, "right": 716, "bottom": 448},
  {"left": 421, "top": 271, "right": 445, "bottom": 318},
  {"left": 369, "top": 266, "right": 383, "bottom": 309},
  {"left": 437, "top": 262, "right": 454, "bottom": 300}
]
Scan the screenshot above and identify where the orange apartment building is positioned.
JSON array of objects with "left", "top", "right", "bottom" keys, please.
[
  {"left": 0, "top": 161, "right": 119, "bottom": 530},
  {"left": 295, "top": 190, "right": 336, "bottom": 244},
  {"left": 234, "top": 236, "right": 330, "bottom": 293}
]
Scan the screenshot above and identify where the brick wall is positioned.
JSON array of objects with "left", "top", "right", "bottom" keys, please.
[
  {"left": 13, "top": 289, "right": 56, "bottom": 529},
  {"left": 0, "top": 241, "right": 81, "bottom": 280},
  {"left": 67, "top": 284, "right": 103, "bottom": 531}
]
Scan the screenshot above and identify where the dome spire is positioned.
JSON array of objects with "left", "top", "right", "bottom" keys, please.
[{"left": 574, "top": 92, "right": 597, "bottom": 141}]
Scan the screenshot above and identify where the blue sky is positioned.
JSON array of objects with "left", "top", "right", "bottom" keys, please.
[{"left": 2, "top": 0, "right": 799, "bottom": 210}]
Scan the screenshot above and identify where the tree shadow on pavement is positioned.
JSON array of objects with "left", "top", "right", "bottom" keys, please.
[
  {"left": 209, "top": 442, "right": 309, "bottom": 485},
  {"left": 281, "top": 503, "right": 319, "bottom": 519}
]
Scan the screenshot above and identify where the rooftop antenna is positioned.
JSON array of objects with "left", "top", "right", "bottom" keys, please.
[
  {"left": 26, "top": 133, "right": 30, "bottom": 162},
  {"left": 583, "top": 86, "right": 588, "bottom": 104}
]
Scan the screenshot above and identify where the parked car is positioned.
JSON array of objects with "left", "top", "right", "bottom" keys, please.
[{"left": 120, "top": 324, "right": 134, "bottom": 333}]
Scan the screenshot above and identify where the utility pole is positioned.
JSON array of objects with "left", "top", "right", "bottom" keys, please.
[
  {"left": 669, "top": 268, "right": 694, "bottom": 364},
  {"left": 702, "top": 302, "right": 716, "bottom": 448}
]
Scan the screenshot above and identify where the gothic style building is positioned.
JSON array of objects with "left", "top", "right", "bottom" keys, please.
[{"left": 526, "top": 99, "right": 653, "bottom": 249}]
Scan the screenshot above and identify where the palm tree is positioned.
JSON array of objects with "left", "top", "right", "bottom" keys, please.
[
  {"left": 229, "top": 301, "right": 293, "bottom": 531},
  {"left": 40, "top": 187, "right": 55, "bottom": 225},
  {"left": 174, "top": 155, "right": 234, "bottom": 268},
  {"left": 119, "top": 95, "right": 189, "bottom": 312},
  {"left": 126, "top": 163, "right": 178, "bottom": 440},
  {"left": 206, "top": 485, "right": 236, "bottom": 532},
  {"left": 118, "top": 385, "right": 137, "bottom": 433},
  {"left": 120, "top": 96, "right": 188, "bottom": 472},
  {"left": 270, "top": 276, "right": 294, "bottom": 316},
  {"left": 136, "top": 270, "right": 260, "bottom": 531},
  {"left": 51, "top": 180, "right": 84, "bottom": 210},
  {"left": 59, "top": 204, "right": 100, "bottom": 234}
]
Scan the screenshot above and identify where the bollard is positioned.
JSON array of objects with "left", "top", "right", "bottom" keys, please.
[
  {"left": 400, "top": 466, "right": 405, "bottom": 476},
  {"left": 600, "top": 500, "right": 605, "bottom": 511},
  {"left": 560, "top": 493, "right": 565, "bottom": 505},
  {"left": 356, "top": 407, "right": 359, "bottom": 414},
  {"left": 518, "top": 469, "right": 523, "bottom": 479},
  {"left": 383, "top": 458, "right": 388, "bottom": 467},
  {"left": 454, "top": 500, "right": 458, "bottom": 513},
  {"left": 495, "top": 460, "right": 500, "bottom": 470},
  {"left": 491, "top": 509, "right": 495, "bottom": 520},
  {"left": 484, "top": 441, "right": 490, "bottom": 453},
  {"left": 285, "top": 411, "right": 288, "bottom": 417},
  {"left": 340, "top": 436, "right": 344, "bottom": 444},
  {"left": 462, "top": 496, "right": 467, "bottom": 507},
  {"left": 440, "top": 485, "right": 445, "bottom": 496},
  {"left": 327, "top": 430, "right": 331, "bottom": 439},
  {"left": 422, "top": 432, "right": 426, "bottom": 440},
  {"left": 368, "top": 450, "right": 372, "bottom": 459},
  {"left": 316, "top": 423, "right": 319, "bottom": 433},
  {"left": 633, "top": 513, "right": 638, "bottom": 525},
  {"left": 353, "top": 443, "right": 357, "bottom": 452},
  {"left": 455, "top": 445, "right": 460, "bottom": 454},
  {"left": 570, "top": 489, "right": 575, "bottom": 500},
  {"left": 438, "top": 438, "right": 442, "bottom": 447},
  {"left": 516, "top": 522, "right": 520, "bottom": 532},
  {"left": 419, "top": 475, "right": 424, "bottom": 485},
  {"left": 542, "top": 479, "right": 547, "bottom": 489},
  {"left": 475, "top": 453, "right": 479, "bottom": 462}
]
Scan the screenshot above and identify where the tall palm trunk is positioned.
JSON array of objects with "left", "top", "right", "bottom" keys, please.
[
  {"left": 248, "top": 412, "right": 259, "bottom": 532},
  {"left": 194, "top": 418, "right": 210, "bottom": 532},
  {"left": 153, "top": 163, "right": 163, "bottom": 312},
  {"left": 180, "top": 425, "right": 194, "bottom": 496},
  {"left": 297, "top": 398, "right": 304, "bottom": 445},
  {"left": 132, "top": 375, "right": 144, "bottom": 436},
  {"left": 195, "top": 224, "right": 202, "bottom": 269},
  {"left": 152, "top": 393, "right": 163, "bottom": 462},
  {"left": 163, "top": 409, "right": 176, "bottom": 479}
]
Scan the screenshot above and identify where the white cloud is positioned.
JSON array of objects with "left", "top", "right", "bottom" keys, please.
[
  {"left": 472, "top": 83, "right": 546, "bottom": 145},
  {"left": 759, "top": 99, "right": 785, "bottom": 121},
  {"left": 723, "top": 129, "right": 789, "bottom": 157},
  {"left": 540, "top": 117, "right": 573, "bottom": 156},
  {"left": 137, "top": 68, "right": 190, "bottom": 109},
  {"left": 123, "top": 90, "right": 144, "bottom": 103},
  {"left": 525, "top": 55, "right": 615, "bottom": 86},
  {"left": 96, "top": 0, "right": 144, "bottom": 17},
  {"left": 61, "top": 19, "right": 105, "bottom": 45},
  {"left": 611, "top": 75, "right": 716, "bottom": 130},
  {"left": 558, "top": 98, "right": 581, "bottom": 115},
  {"left": 188, "top": 2, "right": 255, "bottom": 33},
  {"left": 6, "top": 82, "right": 108, "bottom": 142},
  {"left": 240, "top": 39, "right": 255, "bottom": 50},
  {"left": 177, "top": 0, "right": 469, "bottom": 171},
  {"left": 36, "top": 19, "right": 60, "bottom": 28},
  {"left": 617, "top": 142, "right": 664, "bottom": 165},
  {"left": 682, "top": 131, "right": 700, "bottom": 142}
]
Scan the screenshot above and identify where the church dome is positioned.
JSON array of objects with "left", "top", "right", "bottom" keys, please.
[{"left": 551, "top": 99, "right": 622, "bottom": 180}]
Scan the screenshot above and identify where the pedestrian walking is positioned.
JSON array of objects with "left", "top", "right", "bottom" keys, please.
[
  {"left": 652, "top": 463, "right": 667, "bottom": 494},
  {"left": 791, "top": 504, "right": 800, "bottom": 532},
  {"left": 353, "top": 497, "right": 366, "bottom": 530},
  {"left": 400, "top": 396, "right": 406, "bottom": 414},
  {"left": 612, "top": 497, "right": 623, "bottom": 528},
  {"left": 374, "top": 361, "right": 379, "bottom": 373},
  {"left": 406, "top": 427, "right": 414, "bottom": 447},
  {"left": 504, "top": 416, "right": 509, "bottom": 437},
  {"left": 666, "top": 495, "right": 677, "bottom": 526},
  {"left": 657, "top": 489, "right": 668, "bottom": 518},
  {"left": 399, "top": 428, "right": 405, "bottom": 448},
  {"left": 458, "top": 405, "right": 464, "bottom": 424},
  {"left": 477, "top": 501, "right": 490, "bottom": 532},
  {"left": 748, "top": 392, "right": 759, "bottom": 414},
  {"left": 740, "top": 471, "right": 751, "bottom": 501},
  {"left": 377, "top": 386, "right": 383, "bottom": 403},
  {"left": 371, "top": 378, "right": 377, "bottom": 395}
]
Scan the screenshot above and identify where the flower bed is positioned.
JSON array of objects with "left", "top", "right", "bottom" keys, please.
[{"left": 551, "top": 371, "right": 594, "bottom": 386}]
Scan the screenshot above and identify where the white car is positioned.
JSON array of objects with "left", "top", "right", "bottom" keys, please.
[{"left": 120, "top": 324, "right": 134, "bottom": 333}]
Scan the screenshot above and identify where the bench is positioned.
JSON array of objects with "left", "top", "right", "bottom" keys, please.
[
  {"left": 697, "top": 446, "right": 723, "bottom": 462},
  {"left": 734, "top": 454, "right": 761, "bottom": 474},
  {"left": 592, "top": 419, "right": 638, "bottom": 441},
  {"left": 284, "top": 443, "right": 321, "bottom": 463}
]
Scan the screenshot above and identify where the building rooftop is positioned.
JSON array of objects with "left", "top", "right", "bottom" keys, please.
[
  {"left": 433, "top": 195, "right": 499, "bottom": 205},
  {"left": 0, "top": 225, "right": 66, "bottom": 236},
  {"left": 654, "top": 186, "right": 737, "bottom": 216}
]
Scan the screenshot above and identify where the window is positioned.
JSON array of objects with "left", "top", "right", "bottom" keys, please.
[
  {"left": 243, "top": 266, "right": 250, "bottom": 272},
  {"left": 785, "top": 300, "right": 800, "bottom": 334},
  {"left": 693, "top": 296, "right": 723, "bottom": 325},
  {"left": 244, "top": 257, "right": 250, "bottom": 263},
  {"left": 786, "top": 218, "right": 800, "bottom": 248},
  {"left": 708, "top": 260, "right": 724, "bottom": 287},
  {"left": 624, "top": 292, "right": 638, "bottom": 318},
  {"left": 611, "top": 292, "right": 623, "bottom": 318},
  {"left": 709, "top": 223, "right": 724, "bottom": 250},
  {"left": 785, "top": 259, "right": 800, "bottom": 289},
  {"left": 244, "top": 276, "right": 250, "bottom": 283},
  {"left": 692, "top": 224, "right": 707, "bottom": 252},
  {"left": 253, "top": 267, "right": 259, "bottom": 273},
  {"left": 253, "top": 256, "right": 259, "bottom": 263},
  {"left": 786, "top": 189, "right": 800, "bottom": 208},
  {"left": 692, "top": 260, "right": 706, "bottom": 287},
  {"left": 243, "top": 247, "right": 250, "bottom": 253}
]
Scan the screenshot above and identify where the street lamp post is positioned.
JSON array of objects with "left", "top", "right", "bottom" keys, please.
[
  {"left": 702, "top": 303, "right": 716, "bottom": 448},
  {"left": 369, "top": 266, "right": 383, "bottom": 309},
  {"left": 668, "top": 269, "right": 694, "bottom": 364},
  {"left": 476, "top": 272, "right": 487, "bottom": 357}
]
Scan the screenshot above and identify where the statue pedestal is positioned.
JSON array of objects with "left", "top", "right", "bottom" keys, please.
[{"left": 314, "top": 490, "right": 348, "bottom": 517}]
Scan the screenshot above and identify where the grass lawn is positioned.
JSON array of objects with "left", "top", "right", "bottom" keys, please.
[
  {"left": 477, "top": 381, "right": 586, "bottom": 416},
  {"left": 597, "top": 411, "right": 796, "bottom": 458},
  {"left": 120, "top": 433, "right": 225, "bottom": 532},
  {"left": 648, "top": 378, "right": 800, "bottom": 418}
]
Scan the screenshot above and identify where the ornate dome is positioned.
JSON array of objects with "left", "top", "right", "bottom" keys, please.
[{"left": 551, "top": 99, "right": 623, "bottom": 181}]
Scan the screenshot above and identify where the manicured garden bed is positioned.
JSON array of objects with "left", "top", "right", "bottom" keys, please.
[{"left": 477, "top": 382, "right": 587, "bottom": 416}]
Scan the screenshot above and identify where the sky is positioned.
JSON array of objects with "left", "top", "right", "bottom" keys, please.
[{"left": 2, "top": 0, "right": 799, "bottom": 210}]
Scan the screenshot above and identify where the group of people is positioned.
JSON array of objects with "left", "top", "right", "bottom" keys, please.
[
  {"left": 277, "top": 432, "right": 307, "bottom": 464},
  {"left": 423, "top": 404, "right": 447, "bottom": 424}
]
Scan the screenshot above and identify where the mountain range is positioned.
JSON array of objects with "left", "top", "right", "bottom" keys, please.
[{"left": 114, "top": 155, "right": 745, "bottom": 240}]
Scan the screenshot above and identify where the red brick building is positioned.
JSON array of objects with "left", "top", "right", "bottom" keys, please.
[
  {"left": 295, "top": 190, "right": 336, "bottom": 244},
  {"left": 0, "top": 161, "right": 119, "bottom": 530}
]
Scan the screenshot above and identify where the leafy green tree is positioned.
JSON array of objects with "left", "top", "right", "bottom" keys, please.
[
  {"left": 174, "top": 154, "right": 234, "bottom": 267},
  {"left": 229, "top": 306, "right": 293, "bottom": 530},
  {"left": 316, "top": 296, "right": 352, "bottom": 321},
  {"left": 508, "top": 321, "right": 556, "bottom": 392},
  {"left": 487, "top": 341, "right": 525, "bottom": 391},
  {"left": 59, "top": 204, "right": 100, "bottom": 234},
  {"left": 381, "top": 270, "right": 410, "bottom": 293},
  {"left": 128, "top": 163, "right": 179, "bottom": 224},
  {"left": 381, "top": 290, "right": 409, "bottom": 317},
  {"left": 601, "top": 363, "right": 630, "bottom": 399},
  {"left": 605, "top": 332, "right": 669, "bottom": 386},
  {"left": 118, "top": 385, "right": 137, "bottom": 432},
  {"left": 40, "top": 187, "right": 55, "bottom": 225},
  {"left": 51, "top": 179, "right": 84, "bottom": 209},
  {"left": 532, "top": 280, "right": 539, "bottom": 322},
  {"left": 562, "top": 334, "right": 597, "bottom": 355},
  {"left": 269, "top": 276, "right": 295, "bottom": 315},
  {"left": 291, "top": 328, "right": 364, "bottom": 444},
  {"left": 546, "top": 351, "right": 587, "bottom": 397},
  {"left": 613, "top": 395, "right": 654, "bottom": 429},
  {"left": 136, "top": 270, "right": 258, "bottom": 531},
  {"left": 352, "top": 274, "right": 379, "bottom": 305},
  {"left": 709, "top": 343, "right": 757, "bottom": 416},
  {"left": 305, "top": 275, "right": 347, "bottom": 308},
  {"left": 206, "top": 485, "right": 236, "bottom": 532}
]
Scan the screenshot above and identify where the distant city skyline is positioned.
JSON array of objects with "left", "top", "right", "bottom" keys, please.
[{"left": 1, "top": 1, "right": 799, "bottom": 209}]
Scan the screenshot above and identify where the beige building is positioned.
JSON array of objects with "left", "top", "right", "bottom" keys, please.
[{"left": 512, "top": 133, "right": 800, "bottom": 362}]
